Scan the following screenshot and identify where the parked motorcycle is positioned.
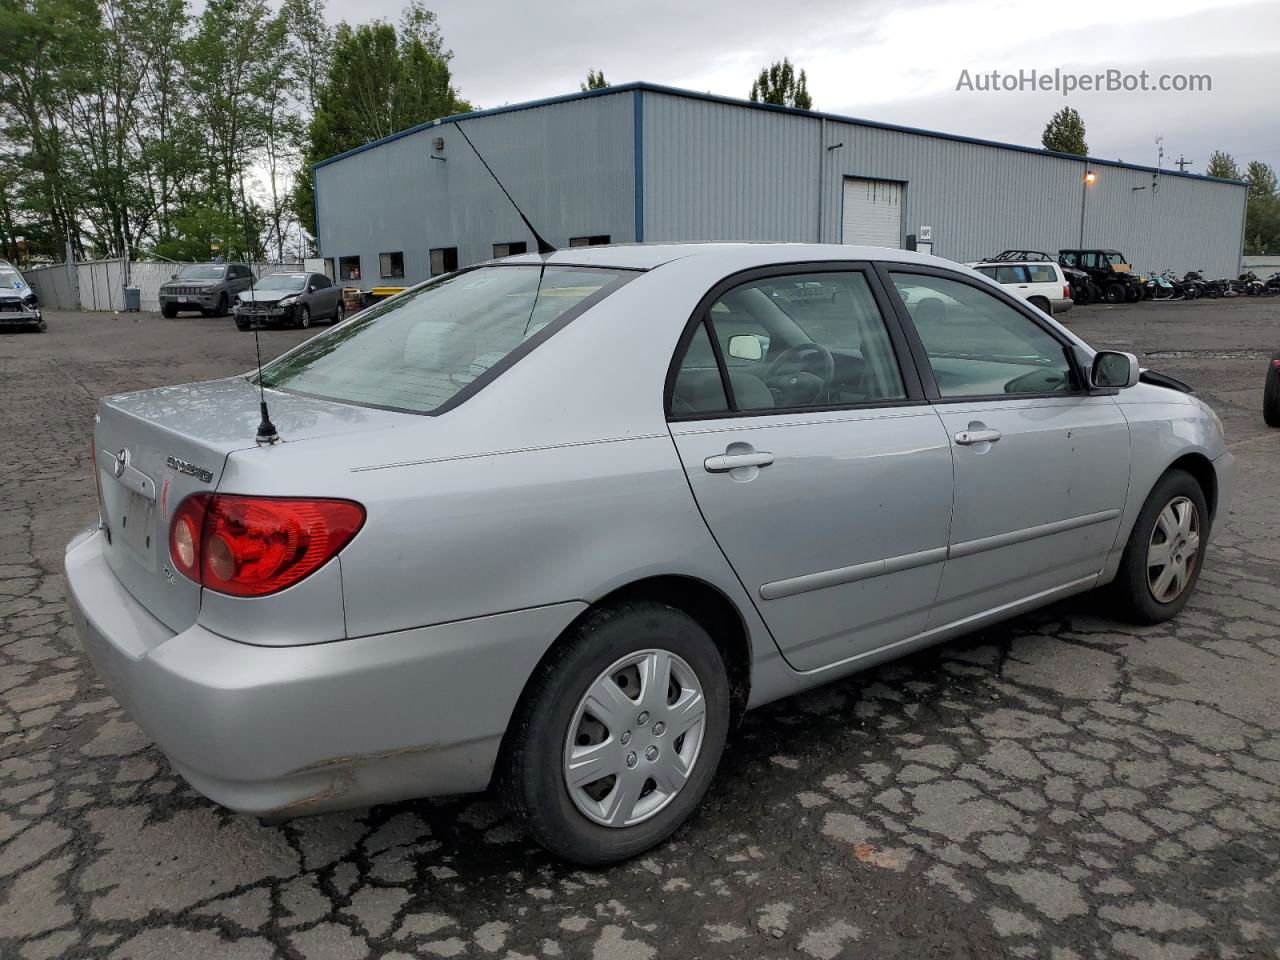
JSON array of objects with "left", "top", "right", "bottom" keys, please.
[
  {"left": 1265, "top": 272, "right": 1280, "bottom": 296},
  {"left": 1180, "top": 271, "right": 1205, "bottom": 300},
  {"left": 1144, "top": 271, "right": 1183, "bottom": 301},
  {"left": 1238, "top": 271, "right": 1266, "bottom": 296}
]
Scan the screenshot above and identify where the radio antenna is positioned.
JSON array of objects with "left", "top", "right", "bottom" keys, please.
[
  {"left": 239, "top": 204, "right": 279, "bottom": 445},
  {"left": 453, "top": 122, "right": 556, "bottom": 254}
]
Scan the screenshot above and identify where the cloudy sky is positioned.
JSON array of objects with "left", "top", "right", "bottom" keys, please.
[{"left": 337, "top": 0, "right": 1280, "bottom": 176}]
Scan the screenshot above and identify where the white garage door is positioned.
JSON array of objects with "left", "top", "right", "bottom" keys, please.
[{"left": 841, "top": 178, "right": 903, "bottom": 248}]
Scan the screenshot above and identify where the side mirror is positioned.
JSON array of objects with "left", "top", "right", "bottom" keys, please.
[
  {"left": 1091, "top": 350, "right": 1140, "bottom": 390},
  {"left": 727, "top": 334, "right": 764, "bottom": 362}
]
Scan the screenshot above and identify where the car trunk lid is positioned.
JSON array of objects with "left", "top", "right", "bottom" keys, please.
[{"left": 93, "top": 376, "right": 409, "bottom": 632}]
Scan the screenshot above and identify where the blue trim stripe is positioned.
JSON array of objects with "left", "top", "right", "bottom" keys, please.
[
  {"left": 633, "top": 90, "right": 645, "bottom": 243},
  {"left": 312, "top": 81, "right": 1247, "bottom": 188}
]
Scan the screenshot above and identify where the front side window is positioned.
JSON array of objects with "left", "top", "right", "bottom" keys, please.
[
  {"left": 260, "top": 266, "right": 631, "bottom": 414},
  {"left": 890, "top": 272, "right": 1077, "bottom": 398},
  {"left": 671, "top": 271, "right": 906, "bottom": 414}
]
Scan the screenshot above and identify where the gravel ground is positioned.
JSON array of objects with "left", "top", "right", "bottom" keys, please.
[{"left": 1, "top": 299, "right": 1278, "bottom": 960}]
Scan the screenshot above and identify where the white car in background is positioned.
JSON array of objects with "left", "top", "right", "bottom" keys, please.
[{"left": 966, "top": 255, "right": 1073, "bottom": 317}]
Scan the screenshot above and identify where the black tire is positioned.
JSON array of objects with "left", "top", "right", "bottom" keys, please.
[
  {"left": 1028, "top": 296, "right": 1051, "bottom": 315},
  {"left": 1124, "top": 284, "right": 1142, "bottom": 303},
  {"left": 161, "top": 303, "right": 177, "bottom": 318},
  {"left": 215, "top": 293, "right": 229, "bottom": 317},
  {"left": 1109, "top": 469, "right": 1209, "bottom": 624},
  {"left": 236, "top": 321, "right": 250, "bottom": 332},
  {"left": 298, "top": 305, "right": 311, "bottom": 329},
  {"left": 499, "top": 601, "right": 731, "bottom": 865},
  {"left": 1104, "top": 283, "right": 1125, "bottom": 304},
  {"left": 1264, "top": 353, "right": 1280, "bottom": 428},
  {"left": 331, "top": 302, "right": 345, "bottom": 325}
]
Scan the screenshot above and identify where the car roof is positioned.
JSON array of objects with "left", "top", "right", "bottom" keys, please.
[
  {"left": 965, "top": 260, "right": 1059, "bottom": 268},
  {"left": 496, "top": 242, "right": 966, "bottom": 273}
]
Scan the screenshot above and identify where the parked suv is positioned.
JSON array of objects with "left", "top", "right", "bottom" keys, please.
[
  {"left": 159, "top": 263, "right": 254, "bottom": 317},
  {"left": 966, "top": 253, "right": 1073, "bottom": 316},
  {"left": 1058, "top": 249, "right": 1144, "bottom": 304},
  {"left": 0, "top": 260, "right": 44, "bottom": 331}
]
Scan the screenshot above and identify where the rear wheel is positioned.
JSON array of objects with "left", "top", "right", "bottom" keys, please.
[
  {"left": 1028, "top": 296, "right": 1051, "bottom": 315},
  {"left": 331, "top": 302, "right": 345, "bottom": 325},
  {"left": 500, "top": 602, "right": 730, "bottom": 865},
  {"left": 1264, "top": 353, "right": 1280, "bottom": 428},
  {"left": 1104, "top": 283, "right": 1125, "bottom": 304},
  {"left": 1110, "top": 469, "right": 1208, "bottom": 624}
]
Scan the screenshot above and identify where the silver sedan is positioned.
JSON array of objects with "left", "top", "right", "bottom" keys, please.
[{"left": 66, "top": 244, "right": 1234, "bottom": 864}]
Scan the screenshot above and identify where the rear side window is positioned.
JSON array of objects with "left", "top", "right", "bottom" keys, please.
[
  {"left": 671, "top": 270, "right": 906, "bottom": 415},
  {"left": 1026, "top": 264, "right": 1058, "bottom": 283},
  {"left": 260, "top": 266, "right": 632, "bottom": 414}
]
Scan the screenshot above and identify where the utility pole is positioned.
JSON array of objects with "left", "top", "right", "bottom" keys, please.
[{"left": 1175, "top": 154, "right": 1192, "bottom": 173}]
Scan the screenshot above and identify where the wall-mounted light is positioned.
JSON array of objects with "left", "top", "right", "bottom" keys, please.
[{"left": 1084, "top": 170, "right": 1097, "bottom": 185}]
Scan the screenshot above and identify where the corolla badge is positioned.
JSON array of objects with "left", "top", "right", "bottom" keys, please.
[
  {"left": 166, "top": 455, "right": 213, "bottom": 483},
  {"left": 113, "top": 448, "right": 129, "bottom": 478}
]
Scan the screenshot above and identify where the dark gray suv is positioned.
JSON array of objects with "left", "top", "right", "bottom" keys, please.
[{"left": 159, "top": 263, "right": 253, "bottom": 317}]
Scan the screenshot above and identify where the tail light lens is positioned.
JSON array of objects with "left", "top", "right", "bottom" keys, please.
[
  {"left": 169, "top": 494, "right": 365, "bottom": 597},
  {"left": 1063, "top": 284, "right": 1071, "bottom": 299}
]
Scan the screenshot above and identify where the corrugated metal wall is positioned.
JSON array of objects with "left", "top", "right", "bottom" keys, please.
[
  {"left": 642, "top": 91, "right": 1246, "bottom": 278},
  {"left": 315, "top": 92, "right": 636, "bottom": 287}
]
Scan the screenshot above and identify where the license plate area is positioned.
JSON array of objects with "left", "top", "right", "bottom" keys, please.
[{"left": 119, "top": 490, "right": 156, "bottom": 566}]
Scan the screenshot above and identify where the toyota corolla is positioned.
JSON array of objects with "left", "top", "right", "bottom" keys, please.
[{"left": 66, "top": 244, "right": 1233, "bottom": 864}]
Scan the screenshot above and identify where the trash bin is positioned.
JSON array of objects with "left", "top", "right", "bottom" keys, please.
[{"left": 123, "top": 286, "right": 141, "bottom": 312}]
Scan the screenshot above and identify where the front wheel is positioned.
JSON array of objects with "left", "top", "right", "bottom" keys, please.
[
  {"left": 1104, "top": 283, "right": 1125, "bottom": 304},
  {"left": 500, "top": 602, "right": 730, "bottom": 865},
  {"left": 1109, "top": 469, "right": 1208, "bottom": 624},
  {"left": 298, "top": 305, "right": 311, "bottom": 329},
  {"left": 216, "top": 293, "right": 229, "bottom": 317},
  {"left": 1264, "top": 353, "right": 1280, "bottom": 428},
  {"left": 161, "top": 303, "right": 177, "bottom": 318}
]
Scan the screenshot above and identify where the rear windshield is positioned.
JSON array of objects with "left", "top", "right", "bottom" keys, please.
[{"left": 259, "top": 265, "right": 632, "bottom": 414}]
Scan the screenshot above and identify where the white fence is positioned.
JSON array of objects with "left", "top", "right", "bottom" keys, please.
[{"left": 24, "top": 259, "right": 303, "bottom": 313}]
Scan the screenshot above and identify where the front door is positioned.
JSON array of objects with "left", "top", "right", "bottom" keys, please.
[
  {"left": 667, "top": 266, "right": 954, "bottom": 672},
  {"left": 884, "top": 268, "right": 1130, "bottom": 627}
]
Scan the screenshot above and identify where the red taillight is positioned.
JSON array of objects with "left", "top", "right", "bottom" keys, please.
[
  {"left": 1063, "top": 285, "right": 1071, "bottom": 299},
  {"left": 169, "top": 494, "right": 364, "bottom": 597}
]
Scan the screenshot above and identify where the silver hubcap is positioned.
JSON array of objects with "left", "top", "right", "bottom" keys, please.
[
  {"left": 300, "top": 308, "right": 310, "bottom": 327},
  {"left": 563, "top": 649, "right": 706, "bottom": 828},
  {"left": 1147, "top": 496, "right": 1200, "bottom": 603}
]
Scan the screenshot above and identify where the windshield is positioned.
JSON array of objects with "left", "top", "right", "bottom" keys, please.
[
  {"left": 175, "top": 265, "right": 225, "bottom": 280},
  {"left": 1104, "top": 252, "right": 1127, "bottom": 266},
  {"left": 259, "top": 265, "right": 633, "bottom": 414},
  {"left": 0, "top": 265, "right": 24, "bottom": 289},
  {"left": 255, "top": 274, "right": 307, "bottom": 291}
]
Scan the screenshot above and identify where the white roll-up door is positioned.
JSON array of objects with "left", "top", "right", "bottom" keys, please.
[{"left": 841, "top": 178, "right": 903, "bottom": 248}]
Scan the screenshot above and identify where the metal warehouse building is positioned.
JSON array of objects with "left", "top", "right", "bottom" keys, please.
[{"left": 314, "top": 82, "right": 1247, "bottom": 287}]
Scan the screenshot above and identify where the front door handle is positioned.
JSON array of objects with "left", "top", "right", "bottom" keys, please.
[
  {"left": 954, "top": 429, "right": 1001, "bottom": 445},
  {"left": 704, "top": 451, "right": 775, "bottom": 472}
]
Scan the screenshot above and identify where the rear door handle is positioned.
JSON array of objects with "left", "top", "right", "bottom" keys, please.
[
  {"left": 704, "top": 451, "right": 775, "bottom": 472},
  {"left": 954, "top": 429, "right": 1001, "bottom": 445}
]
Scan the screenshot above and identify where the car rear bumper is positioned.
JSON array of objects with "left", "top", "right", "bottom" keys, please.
[
  {"left": 1050, "top": 297, "right": 1073, "bottom": 314},
  {"left": 65, "top": 525, "right": 583, "bottom": 817}
]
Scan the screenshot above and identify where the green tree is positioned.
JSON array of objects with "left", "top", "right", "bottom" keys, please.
[
  {"left": 1205, "top": 150, "right": 1240, "bottom": 180},
  {"left": 580, "top": 69, "right": 608, "bottom": 92},
  {"left": 1244, "top": 160, "right": 1280, "bottom": 254},
  {"left": 1041, "top": 107, "right": 1087, "bottom": 156},
  {"left": 292, "top": 8, "right": 469, "bottom": 237},
  {"left": 749, "top": 58, "right": 812, "bottom": 109}
]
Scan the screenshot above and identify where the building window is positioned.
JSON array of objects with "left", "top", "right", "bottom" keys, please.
[
  {"left": 430, "top": 247, "right": 459, "bottom": 276},
  {"left": 569, "top": 235, "right": 611, "bottom": 247},
  {"left": 339, "top": 255, "right": 361, "bottom": 281},
  {"left": 492, "top": 241, "right": 528, "bottom": 258},
  {"left": 379, "top": 251, "right": 405, "bottom": 279}
]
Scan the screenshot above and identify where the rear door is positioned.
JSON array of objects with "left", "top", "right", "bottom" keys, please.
[
  {"left": 667, "top": 264, "right": 954, "bottom": 672},
  {"left": 882, "top": 267, "right": 1130, "bottom": 627},
  {"left": 1025, "top": 263, "right": 1064, "bottom": 305}
]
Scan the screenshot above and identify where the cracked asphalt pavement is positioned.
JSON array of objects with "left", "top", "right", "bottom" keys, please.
[{"left": 1, "top": 300, "right": 1278, "bottom": 959}]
